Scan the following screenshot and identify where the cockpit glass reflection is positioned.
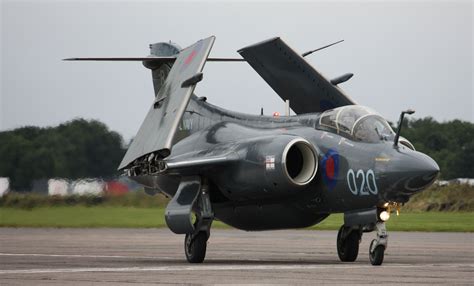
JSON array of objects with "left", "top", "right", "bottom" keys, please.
[{"left": 318, "top": 106, "right": 395, "bottom": 143}]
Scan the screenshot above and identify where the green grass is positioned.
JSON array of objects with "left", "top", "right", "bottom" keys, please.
[
  {"left": 1, "top": 206, "right": 473, "bottom": 231},
  {"left": 404, "top": 184, "right": 474, "bottom": 212},
  {"left": 309, "top": 212, "right": 474, "bottom": 232},
  {"left": 0, "top": 207, "right": 166, "bottom": 228},
  {"left": 0, "top": 191, "right": 169, "bottom": 209}
]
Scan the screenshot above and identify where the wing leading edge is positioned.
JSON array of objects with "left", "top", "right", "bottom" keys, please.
[{"left": 238, "top": 37, "right": 355, "bottom": 114}]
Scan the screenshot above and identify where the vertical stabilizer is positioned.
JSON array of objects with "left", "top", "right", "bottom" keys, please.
[{"left": 143, "top": 42, "right": 181, "bottom": 97}]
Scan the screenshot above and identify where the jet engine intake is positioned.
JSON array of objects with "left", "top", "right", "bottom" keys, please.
[
  {"left": 283, "top": 138, "right": 318, "bottom": 186},
  {"left": 210, "top": 136, "right": 318, "bottom": 200}
]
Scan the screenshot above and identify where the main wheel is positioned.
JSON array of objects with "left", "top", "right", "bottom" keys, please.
[
  {"left": 185, "top": 231, "right": 207, "bottom": 263},
  {"left": 369, "top": 239, "right": 385, "bottom": 266},
  {"left": 337, "top": 226, "right": 360, "bottom": 262}
]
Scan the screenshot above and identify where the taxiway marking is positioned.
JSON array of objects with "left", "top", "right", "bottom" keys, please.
[
  {"left": 0, "top": 253, "right": 166, "bottom": 260},
  {"left": 1, "top": 264, "right": 473, "bottom": 275}
]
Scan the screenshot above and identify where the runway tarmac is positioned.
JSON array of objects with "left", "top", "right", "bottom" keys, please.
[{"left": 0, "top": 228, "right": 472, "bottom": 285}]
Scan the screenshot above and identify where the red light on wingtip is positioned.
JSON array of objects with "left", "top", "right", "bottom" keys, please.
[{"left": 273, "top": 112, "right": 280, "bottom": 117}]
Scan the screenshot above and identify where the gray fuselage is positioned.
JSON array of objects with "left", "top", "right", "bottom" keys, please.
[{"left": 133, "top": 96, "right": 439, "bottom": 231}]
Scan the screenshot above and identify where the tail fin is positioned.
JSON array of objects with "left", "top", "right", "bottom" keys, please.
[{"left": 144, "top": 42, "right": 182, "bottom": 97}]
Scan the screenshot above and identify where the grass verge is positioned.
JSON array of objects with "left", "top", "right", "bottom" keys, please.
[
  {"left": 309, "top": 212, "right": 474, "bottom": 232},
  {"left": 1, "top": 207, "right": 473, "bottom": 232}
]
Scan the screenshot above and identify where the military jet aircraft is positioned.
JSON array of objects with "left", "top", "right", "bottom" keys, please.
[{"left": 66, "top": 36, "right": 440, "bottom": 266}]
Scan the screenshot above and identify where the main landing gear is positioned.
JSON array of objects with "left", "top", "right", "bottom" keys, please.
[
  {"left": 337, "top": 226, "right": 362, "bottom": 262},
  {"left": 183, "top": 185, "right": 213, "bottom": 264},
  {"left": 185, "top": 230, "right": 209, "bottom": 263},
  {"left": 165, "top": 176, "right": 213, "bottom": 263},
  {"left": 337, "top": 226, "right": 361, "bottom": 262},
  {"left": 337, "top": 210, "right": 389, "bottom": 266}
]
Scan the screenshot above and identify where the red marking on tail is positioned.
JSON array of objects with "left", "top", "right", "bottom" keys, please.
[{"left": 184, "top": 50, "right": 197, "bottom": 65}]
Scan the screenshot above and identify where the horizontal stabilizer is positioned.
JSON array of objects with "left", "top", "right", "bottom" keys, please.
[{"left": 63, "top": 57, "right": 244, "bottom": 62}]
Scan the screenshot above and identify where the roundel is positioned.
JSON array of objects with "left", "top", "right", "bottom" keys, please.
[{"left": 321, "top": 149, "right": 339, "bottom": 190}]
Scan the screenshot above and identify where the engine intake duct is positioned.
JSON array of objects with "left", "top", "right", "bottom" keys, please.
[
  {"left": 284, "top": 139, "right": 318, "bottom": 186},
  {"left": 211, "top": 136, "right": 318, "bottom": 200}
]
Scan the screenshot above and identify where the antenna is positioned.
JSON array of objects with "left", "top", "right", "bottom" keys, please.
[{"left": 301, "top": 40, "right": 344, "bottom": 57}]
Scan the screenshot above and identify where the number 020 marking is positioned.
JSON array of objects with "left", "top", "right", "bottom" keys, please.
[{"left": 347, "top": 169, "right": 378, "bottom": 195}]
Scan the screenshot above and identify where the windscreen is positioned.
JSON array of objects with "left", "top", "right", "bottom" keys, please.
[{"left": 318, "top": 105, "right": 394, "bottom": 143}]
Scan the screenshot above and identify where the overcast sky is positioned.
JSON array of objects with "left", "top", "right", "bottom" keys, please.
[{"left": 1, "top": 0, "right": 472, "bottom": 141}]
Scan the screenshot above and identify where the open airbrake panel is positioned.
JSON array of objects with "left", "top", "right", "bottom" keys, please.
[{"left": 118, "top": 36, "right": 216, "bottom": 170}]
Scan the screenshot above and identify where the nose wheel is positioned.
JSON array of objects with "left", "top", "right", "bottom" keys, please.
[
  {"left": 369, "top": 222, "right": 387, "bottom": 266},
  {"left": 369, "top": 240, "right": 385, "bottom": 265}
]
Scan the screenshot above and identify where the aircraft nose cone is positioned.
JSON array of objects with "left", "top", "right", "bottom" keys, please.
[
  {"left": 402, "top": 151, "right": 440, "bottom": 193},
  {"left": 383, "top": 149, "right": 440, "bottom": 202}
]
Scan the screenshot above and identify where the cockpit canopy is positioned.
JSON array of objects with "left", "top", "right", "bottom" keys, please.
[{"left": 317, "top": 105, "right": 395, "bottom": 143}]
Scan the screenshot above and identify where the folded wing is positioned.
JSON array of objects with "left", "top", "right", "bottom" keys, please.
[
  {"left": 238, "top": 37, "right": 355, "bottom": 114},
  {"left": 119, "top": 36, "right": 215, "bottom": 170}
]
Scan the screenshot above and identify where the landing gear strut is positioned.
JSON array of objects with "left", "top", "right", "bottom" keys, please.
[
  {"left": 369, "top": 222, "right": 387, "bottom": 266},
  {"left": 337, "top": 225, "right": 361, "bottom": 262},
  {"left": 183, "top": 181, "right": 213, "bottom": 263},
  {"left": 338, "top": 208, "right": 390, "bottom": 265}
]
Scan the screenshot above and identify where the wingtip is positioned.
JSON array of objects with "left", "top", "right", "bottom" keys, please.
[{"left": 237, "top": 37, "right": 281, "bottom": 53}]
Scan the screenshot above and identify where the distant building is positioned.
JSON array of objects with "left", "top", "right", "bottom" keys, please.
[
  {"left": 48, "top": 179, "right": 69, "bottom": 196},
  {"left": 435, "top": 178, "right": 474, "bottom": 187},
  {"left": 449, "top": 178, "right": 474, "bottom": 186},
  {"left": 0, "top": 178, "right": 10, "bottom": 197},
  {"left": 71, "top": 179, "right": 105, "bottom": 196},
  {"left": 105, "top": 180, "right": 129, "bottom": 196},
  {"left": 435, "top": 180, "right": 450, "bottom": 187}
]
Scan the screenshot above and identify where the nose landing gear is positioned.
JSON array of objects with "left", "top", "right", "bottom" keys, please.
[
  {"left": 337, "top": 208, "right": 389, "bottom": 266},
  {"left": 369, "top": 222, "right": 387, "bottom": 266}
]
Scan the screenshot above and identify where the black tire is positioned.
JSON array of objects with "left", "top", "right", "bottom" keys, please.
[
  {"left": 369, "top": 239, "right": 384, "bottom": 266},
  {"left": 185, "top": 232, "right": 207, "bottom": 263},
  {"left": 337, "top": 226, "right": 360, "bottom": 262}
]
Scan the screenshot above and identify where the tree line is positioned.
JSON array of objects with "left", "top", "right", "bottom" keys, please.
[
  {"left": 399, "top": 117, "right": 473, "bottom": 180},
  {"left": 0, "top": 117, "right": 472, "bottom": 191},
  {"left": 0, "top": 119, "right": 126, "bottom": 191}
]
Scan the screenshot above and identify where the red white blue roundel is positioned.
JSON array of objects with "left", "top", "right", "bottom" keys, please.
[{"left": 322, "top": 149, "right": 339, "bottom": 190}]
